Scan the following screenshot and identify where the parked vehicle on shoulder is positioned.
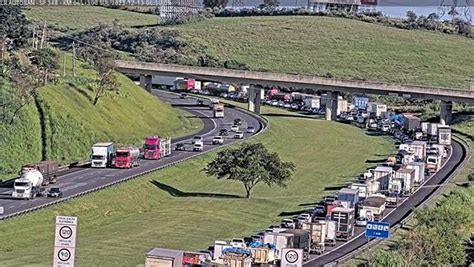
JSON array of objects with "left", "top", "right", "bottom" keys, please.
[
  {"left": 47, "top": 187, "right": 63, "bottom": 198},
  {"left": 175, "top": 143, "right": 185, "bottom": 151},
  {"left": 246, "top": 126, "right": 256, "bottom": 133},
  {"left": 234, "top": 131, "right": 244, "bottom": 139},
  {"left": 230, "top": 125, "right": 239, "bottom": 132},
  {"left": 212, "top": 136, "right": 224, "bottom": 145}
]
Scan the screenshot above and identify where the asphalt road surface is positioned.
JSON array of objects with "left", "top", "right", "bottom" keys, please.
[
  {"left": 304, "top": 139, "right": 466, "bottom": 267},
  {"left": 0, "top": 90, "right": 264, "bottom": 219}
]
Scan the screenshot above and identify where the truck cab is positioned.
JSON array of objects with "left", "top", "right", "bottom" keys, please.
[
  {"left": 91, "top": 142, "right": 115, "bottom": 168},
  {"left": 12, "top": 169, "right": 43, "bottom": 200},
  {"left": 114, "top": 146, "right": 140, "bottom": 169},
  {"left": 143, "top": 136, "right": 171, "bottom": 160}
]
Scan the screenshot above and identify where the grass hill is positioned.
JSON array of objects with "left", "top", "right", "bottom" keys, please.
[
  {"left": 0, "top": 54, "right": 201, "bottom": 179},
  {"left": 24, "top": 6, "right": 159, "bottom": 32},
  {"left": 178, "top": 16, "right": 474, "bottom": 89},
  {"left": 0, "top": 105, "right": 392, "bottom": 266}
]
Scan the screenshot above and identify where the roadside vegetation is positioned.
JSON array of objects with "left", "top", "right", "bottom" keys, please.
[{"left": 0, "top": 105, "right": 392, "bottom": 266}]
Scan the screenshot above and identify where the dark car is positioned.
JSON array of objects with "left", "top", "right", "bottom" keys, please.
[
  {"left": 196, "top": 99, "right": 204, "bottom": 105},
  {"left": 47, "top": 187, "right": 63, "bottom": 198},
  {"left": 219, "top": 129, "right": 229, "bottom": 136},
  {"left": 234, "top": 118, "right": 242, "bottom": 125},
  {"left": 180, "top": 93, "right": 187, "bottom": 99},
  {"left": 175, "top": 143, "right": 185, "bottom": 151}
]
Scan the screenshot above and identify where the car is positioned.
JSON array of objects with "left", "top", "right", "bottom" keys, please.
[
  {"left": 297, "top": 213, "right": 312, "bottom": 222},
  {"left": 219, "top": 128, "right": 229, "bottom": 136},
  {"left": 175, "top": 143, "right": 185, "bottom": 151},
  {"left": 179, "top": 93, "right": 187, "bottom": 99},
  {"left": 284, "top": 103, "right": 291, "bottom": 109},
  {"left": 312, "top": 205, "right": 326, "bottom": 217},
  {"left": 234, "top": 131, "right": 244, "bottom": 139},
  {"left": 47, "top": 187, "right": 63, "bottom": 198},
  {"left": 234, "top": 118, "right": 242, "bottom": 125},
  {"left": 246, "top": 126, "right": 256, "bottom": 133},
  {"left": 230, "top": 238, "right": 246, "bottom": 248},
  {"left": 281, "top": 218, "right": 296, "bottom": 229},
  {"left": 230, "top": 125, "right": 239, "bottom": 132},
  {"left": 192, "top": 135, "right": 203, "bottom": 144},
  {"left": 212, "top": 136, "right": 224, "bottom": 145},
  {"left": 193, "top": 141, "right": 204, "bottom": 151},
  {"left": 271, "top": 101, "right": 279, "bottom": 106},
  {"left": 355, "top": 217, "right": 368, "bottom": 226},
  {"left": 251, "top": 235, "right": 263, "bottom": 242},
  {"left": 196, "top": 99, "right": 204, "bottom": 105}
]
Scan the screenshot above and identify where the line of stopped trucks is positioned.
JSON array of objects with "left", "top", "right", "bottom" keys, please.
[
  {"left": 10, "top": 99, "right": 255, "bottom": 200},
  {"left": 143, "top": 112, "right": 453, "bottom": 267}
]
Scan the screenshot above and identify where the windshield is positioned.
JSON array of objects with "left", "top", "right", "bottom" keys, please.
[
  {"left": 144, "top": 144, "right": 157, "bottom": 150},
  {"left": 14, "top": 182, "right": 29, "bottom": 187},
  {"left": 115, "top": 152, "right": 130, "bottom": 158},
  {"left": 194, "top": 136, "right": 201, "bottom": 140},
  {"left": 427, "top": 158, "right": 437, "bottom": 163},
  {"left": 50, "top": 188, "right": 60, "bottom": 192},
  {"left": 92, "top": 155, "right": 105, "bottom": 160}
]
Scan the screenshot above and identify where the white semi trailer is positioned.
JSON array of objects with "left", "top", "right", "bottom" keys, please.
[{"left": 12, "top": 169, "right": 44, "bottom": 200}]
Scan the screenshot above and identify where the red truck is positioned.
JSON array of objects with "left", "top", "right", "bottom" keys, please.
[
  {"left": 143, "top": 136, "right": 172, "bottom": 160},
  {"left": 114, "top": 146, "right": 141, "bottom": 169},
  {"left": 174, "top": 79, "right": 195, "bottom": 91}
]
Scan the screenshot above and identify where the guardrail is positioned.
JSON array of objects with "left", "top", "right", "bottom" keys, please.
[
  {"left": 329, "top": 134, "right": 471, "bottom": 266},
  {"left": 0, "top": 92, "right": 269, "bottom": 221}
]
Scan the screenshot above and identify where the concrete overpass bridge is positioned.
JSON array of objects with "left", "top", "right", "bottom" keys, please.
[{"left": 115, "top": 60, "right": 474, "bottom": 125}]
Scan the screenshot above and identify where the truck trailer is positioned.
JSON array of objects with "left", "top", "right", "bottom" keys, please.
[
  {"left": 302, "top": 221, "right": 327, "bottom": 254},
  {"left": 114, "top": 146, "right": 141, "bottom": 169},
  {"left": 22, "top": 160, "right": 59, "bottom": 186},
  {"left": 12, "top": 168, "right": 43, "bottom": 200},
  {"left": 438, "top": 126, "right": 452, "bottom": 146},
  {"left": 143, "top": 136, "right": 171, "bottom": 160},
  {"left": 331, "top": 207, "right": 355, "bottom": 241},
  {"left": 91, "top": 142, "right": 115, "bottom": 168}
]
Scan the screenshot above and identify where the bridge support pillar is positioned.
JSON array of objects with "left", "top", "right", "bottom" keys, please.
[
  {"left": 139, "top": 74, "right": 152, "bottom": 92},
  {"left": 248, "top": 85, "right": 263, "bottom": 114},
  {"left": 325, "top": 91, "right": 338, "bottom": 121},
  {"left": 440, "top": 100, "right": 453, "bottom": 125}
]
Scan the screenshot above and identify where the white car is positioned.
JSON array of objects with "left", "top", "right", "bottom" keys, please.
[
  {"left": 192, "top": 136, "right": 203, "bottom": 144},
  {"left": 212, "top": 136, "right": 224, "bottom": 145},
  {"left": 355, "top": 217, "right": 368, "bottom": 226},
  {"left": 193, "top": 141, "right": 204, "bottom": 151},
  {"left": 284, "top": 103, "right": 291, "bottom": 109},
  {"left": 230, "top": 238, "right": 246, "bottom": 248},
  {"left": 234, "top": 131, "right": 244, "bottom": 139},
  {"left": 230, "top": 125, "right": 239, "bottom": 132},
  {"left": 271, "top": 101, "right": 279, "bottom": 106},
  {"left": 246, "top": 126, "right": 256, "bottom": 133},
  {"left": 297, "top": 213, "right": 312, "bottom": 224}
]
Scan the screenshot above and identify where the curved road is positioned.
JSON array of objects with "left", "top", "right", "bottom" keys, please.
[
  {"left": 0, "top": 90, "right": 265, "bottom": 220},
  {"left": 305, "top": 138, "right": 467, "bottom": 266}
]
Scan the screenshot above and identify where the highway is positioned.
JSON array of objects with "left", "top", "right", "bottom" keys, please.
[
  {"left": 304, "top": 138, "right": 467, "bottom": 266},
  {"left": 0, "top": 90, "right": 265, "bottom": 220}
]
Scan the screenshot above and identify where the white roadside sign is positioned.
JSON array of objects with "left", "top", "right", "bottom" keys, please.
[
  {"left": 53, "top": 216, "right": 78, "bottom": 267},
  {"left": 281, "top": 248, "right": 303, "bottom": 267},
  {"left": 0, "top": 206, "right": 4, "bottom": 215}
]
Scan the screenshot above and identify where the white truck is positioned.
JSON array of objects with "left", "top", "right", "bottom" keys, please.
[
  {"left": 91, "top": 142, "right": 115, "bottom": 168},
  {"left": 12, "top": 168, "right": 44, "bottom": 200}
]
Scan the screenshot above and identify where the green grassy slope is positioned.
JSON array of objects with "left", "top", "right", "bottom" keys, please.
[
  {"left": 0, "top": 105, "right": 393, "bottom": 266},
  {"left": 37, "top": 53, "right": 202, "bottom": 163},
  {"left": 0, "top": 78, "right": 42, "bottom": 179},
  {"left": 24, "top": 6, "right": 158, "bottom": 31},
  {"left": 178, "top": 16, "right": 474, "bottom": 89}
]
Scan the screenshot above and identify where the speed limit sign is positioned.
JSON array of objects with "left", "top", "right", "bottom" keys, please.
[
  {"left": 53, "top": 216, "right": 78, "bottom": 267},
  {"left": 281, "top": 248, "right": 303, "bottom": 267}
]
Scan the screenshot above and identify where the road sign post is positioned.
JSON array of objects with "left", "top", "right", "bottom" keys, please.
[
  {"left": 365, "top": 221, "right": 390, "bottom": 239},
  {"left": 53, "top": 216, "right": 78, "bottom": 267},
  {"left": 281, "top": 248, "right": 303, "bottom": 267}
]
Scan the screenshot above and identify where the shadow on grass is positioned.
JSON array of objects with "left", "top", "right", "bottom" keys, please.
[
  {"left": 324, "top": 183, "right": 352, "bottom": 191},
  {"left": 149, "top": 180, "right": 242, "bottom": 199},
  {"left": 365, "top": 132, "right": 385, "bottom": 137},
  {"left": 366, "top": 159, "right": 386, "bottom": 164},
  {"left": 298, "top": 202, "right": 321, "bottom": 207},
  {"left": 278, "top": 209, "right": 311, "bottom": 217}
]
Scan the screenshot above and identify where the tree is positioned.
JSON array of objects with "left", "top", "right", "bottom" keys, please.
[
  {"left": 93, "top": 56, "right": 117, "bottom": 105},
  {"left": 0, "top": 6, "right": 31, "bottom": 51},
  {"left": 204, "top": 143, "right": 295, "bottom": 198},
  {"left": 203, "top": 0, "right": 228, "bottom": 9},
  {"left": 406, "top": 11, "right": 418, "bottom": 22},
  {"left": 29, "top": 47, "right": 58, "bottom": 85},
  {"left": 368, "top": 249, "right": 403, "bottom": 267},
  {"left": 262, "top": 0, "right": 280, "bottom": 7}
]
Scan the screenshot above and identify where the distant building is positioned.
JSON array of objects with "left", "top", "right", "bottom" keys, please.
[{"left": 308, "top": 0, "right": 377, "bottom": 12}]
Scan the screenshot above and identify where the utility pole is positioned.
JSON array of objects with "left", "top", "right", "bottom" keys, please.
[
  {"left": 63, "top": 52, "right": 66, "bottom": 77},
  {"left": 39, "top": 22, "right": 47, "bottom": 49},
  {"left": 72, "top": 41, "right": 76, "bottom": 77}
]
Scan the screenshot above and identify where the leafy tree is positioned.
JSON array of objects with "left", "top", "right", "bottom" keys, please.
[
  {"left": 203, "top": 0, "right": 228, "bottom": 9},
  {"left": 406, "top": 11, "right": 418, "bottom": 22},
  {"left": 204, "top": 143, "right": 295, "bottom": 198},
  {"left": 30, "top": 47, "right": 58, "bottom": 85},
  {"left": 0, "top": 6, "right": 31, "bottom": 50},
  {"left": 92, "top": 56, "right": 118, "bottom": 106},
  {"left": 368, "top": 249, "right": 403, "bottom": 267},
  {"left": 468, "top": 173, "right": 474, "bottom": 182},
  {"left": 263, "top": 0, "right": 280, "bottom": 7}
]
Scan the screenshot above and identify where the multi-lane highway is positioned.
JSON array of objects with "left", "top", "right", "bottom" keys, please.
[
  {"left": 305, "top": 138, "right": 467, "bottom": 266},
  {"left": 0, "top": 90, "right": 266, "bottom": 219}
]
